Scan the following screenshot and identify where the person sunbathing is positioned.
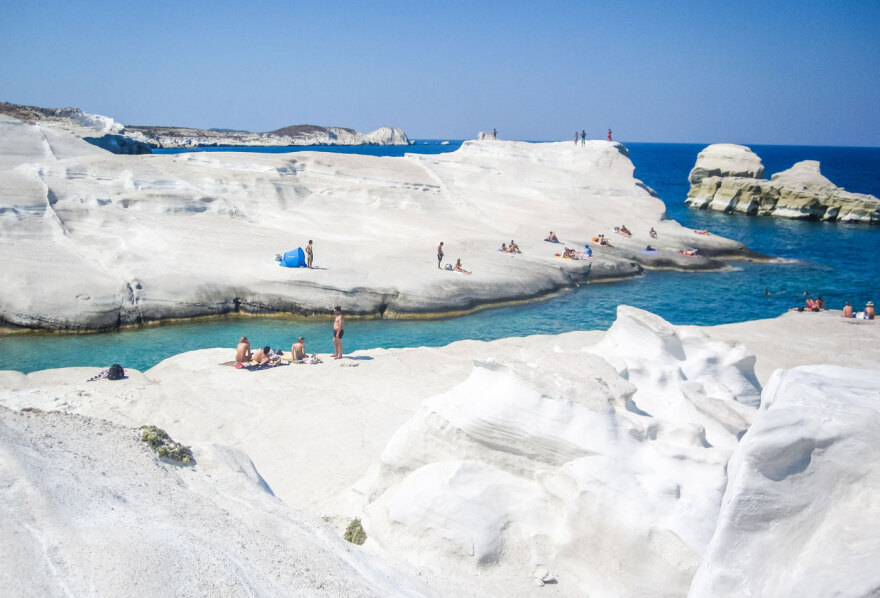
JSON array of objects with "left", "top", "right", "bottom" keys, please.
[
  {"left": 291, "top": 337, "right": 306, "bottom": 361},
  {"left": 678, "top": 248, "right": 699, "bottom": 257},
  {"left": 454, "top": 258, "right": 472, "bottom": 274},
  {"left": 562, "top": 247, "right": 578, "bottom": 259},
  {"left": 508, "top": 239, "right": 521, "bottom": 253},
  {"left": 598, "top": 235, "right": 610, "bottom": 247},
  {"left": 252, "top": 346, "right": 272, "bottom": 366},
  {"left": 500, "top": 243, "right": 509, "bottom": 252},
  {"left": 545, "top": 231, "right": 559, "bottom": 243},
  {"left": 235, "top": 336, "right": 253, "bottom": 364},
  {"left": 694, "top": 229, "right": 711, "bottom": 235},
  {"left": 842, "top": 302, "right": 854, "bottom": 318},
  {"left": 620, "top": 225, "right": 631, "bottom": 235},
  {"left": 649, "top": 227, "right": 658, "bottom": 239}
]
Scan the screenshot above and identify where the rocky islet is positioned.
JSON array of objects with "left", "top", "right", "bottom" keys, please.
[{"left": 686, "top": 143, "right": 880, "bottom": 223}]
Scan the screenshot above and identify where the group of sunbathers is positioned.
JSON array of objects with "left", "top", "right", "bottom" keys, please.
[
  {"left": 500, "top": 240, "right": 521, "bottom": 253},
  {"left": 843, "top": 301, "right": 875, "bottom": 319},
  {"left": 560, "top": 246, "right": 591, "bottom": 260},
  {"left": 614, "top": 225, "right": 632, "bottom": 237},
  {"left": 235, "top": 335, "right": 316, "bottom": 368}
]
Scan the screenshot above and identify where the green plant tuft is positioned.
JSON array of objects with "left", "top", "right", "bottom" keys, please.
[
  {"left": 344, "top": 518, "right": 367, "bottom": 545},
  {"left": 138, "top": 425, "right": 194, "bottom": 464}
]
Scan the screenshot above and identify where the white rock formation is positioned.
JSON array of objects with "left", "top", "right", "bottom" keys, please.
[
  {"left": 0, "top": 102, "right": 151, "bottom": 154},
  {"left": 357, "top": 307, "right": 761, "bottom": 597},
  {"left": 686, "top": 144, "right": 880, "bottom": 223},
  {"left": 687, "top": 144, "right": 765, "bottom": 186},
  {"left": 1, "top": 308, "right": 879, "bottom": 597},
  {"left": 0, "top": 117, "right": 756, "bottom": 331},
  {"left": 126, "top": 124, "right": 410, "bottom": 148},
  {"left": 0, "top": 406, "right": 442, "bottom": 597},
  {"left": 689, "top": 365, "right": 880, "bottom": 597}
]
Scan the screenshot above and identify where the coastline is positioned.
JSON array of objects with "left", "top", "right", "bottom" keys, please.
[{"left": 0, "top": 118, "right": 760, "bottom": 334}]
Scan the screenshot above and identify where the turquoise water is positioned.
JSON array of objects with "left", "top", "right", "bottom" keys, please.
[{"left": 2, "top": 142, "right": 878, "bottom": 373}]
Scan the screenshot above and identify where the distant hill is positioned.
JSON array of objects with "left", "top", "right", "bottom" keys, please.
[{"left": 270, "top": 124, "right": 357, "bottom": 137}]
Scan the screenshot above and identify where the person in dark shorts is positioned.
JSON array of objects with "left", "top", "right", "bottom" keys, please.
[
  {"left": 306, "top": 240, "right": 314, "bottom": 268},
  {"left": 437, "top": 241, "right": 444, "bottom": 269},
  {"left": 332, "top": 306, "right": 344, "bottom": 359}
]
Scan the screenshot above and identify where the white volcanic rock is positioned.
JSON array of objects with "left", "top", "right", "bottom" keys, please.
[
  {"left": 687, "top": 144, "right": 765, "bottom": 186},
  {"left": 1, "top": 309, "right": 878, "bottom": 597},
  {"left": 0, "top": 407, "right": 441, "bottom": 597},
  {"left": 686, "top": 145, "right": 880, "bottom": 223},
  {"left": 127, "top": 124, "right": 410, "bottom": 148},
  {"left": 688, "top": 365, "right": 880, "bottom": 597},
  {"left": 357, "top": 307, "right": 762, "bottom": 597},
  {"left": 0, "top": 119, "right": 754, "bottom": 331},
  {"left": 0, "top": 103, "right": 152, "bottom": 155}
]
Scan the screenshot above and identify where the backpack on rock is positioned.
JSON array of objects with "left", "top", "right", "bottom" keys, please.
[{"left": 107, "top": 363, "right": 125, "bottom": 380}]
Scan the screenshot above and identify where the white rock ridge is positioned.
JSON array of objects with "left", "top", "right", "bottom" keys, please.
[
  {"left": 126, "top": 123, "right": 410, "bottom": 148},
  {"left": 686, "top": 143, "right": 880, "bottom": 223},
  {"left": 0, "top": 101, "right": 151, "bottom": 155},
  {"left": 0, "top": 118, "right": 756, "bottom": 331}
]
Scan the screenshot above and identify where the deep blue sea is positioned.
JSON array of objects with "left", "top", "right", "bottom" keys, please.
[{"left": 2, "top": 141, "right": 878, "bottom": 373}]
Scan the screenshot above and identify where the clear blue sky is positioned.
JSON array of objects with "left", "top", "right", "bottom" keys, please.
[{"left": 2, "top": 0, "right": 879, "bottom": 145}]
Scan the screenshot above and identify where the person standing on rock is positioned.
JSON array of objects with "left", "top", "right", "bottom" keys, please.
[
  {"left": 437, "top": 241, "right": 444, "bottom": 269},
  {"left": 306, "top": 240, "right": 314, "bottom": 269},
  {"left": 332, "top": 306, "right": 344, "bottom": 359},
  {"left": 607, "top": 129, "right": 613, "bottom": 141},
  {"left": 581, "top": 130, "right": 586, "bottom": 146},
  {"left": 493, "top": 128, "right": 497, "bottom": 140},
  {"left": 574, "top": 131, "right": 578, "bottom": 145}
]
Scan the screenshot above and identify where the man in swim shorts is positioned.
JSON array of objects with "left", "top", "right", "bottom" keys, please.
[
  {"left": 306, "top": 240, "right": 314, "bottom": 268},
  {"left": 842, "top": 302, "right": 854, "bottom": 318},
  {"left": 437, "top": 241, "right": 444, "bottom": 269},
  {"left": 332, "top": 306, "right": 344, "bottom": 359},
  {"left": 867, "top": 301, "right": 875, "bottom": 320}
]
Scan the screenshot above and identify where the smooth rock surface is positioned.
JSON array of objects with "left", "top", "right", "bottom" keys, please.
[
  {"left": 0, "top": 117, "right": 755, "bottom": 331},
  {"left": 2, "top": 308, "right": 877, "bottom": 597},
  {"left": 688, "top": 365, "right": 880, "bottom": 597},
  {"left": 0, "top": 406, "right": 444, "bottom": 597},
  {"left": 687, "top": 143, "right": 765, "bottom": 186},
  {"left": 686, "top": 144, "right": 880, "bottom": 223}
]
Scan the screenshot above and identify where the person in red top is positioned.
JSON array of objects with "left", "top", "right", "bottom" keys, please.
[{"left": 607, "top": 129, "right": 613, "bottom": 141}]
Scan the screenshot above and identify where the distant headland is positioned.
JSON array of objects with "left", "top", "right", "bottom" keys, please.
[{"left": 0, "top": 101, "right": 410, "bottom": 151}]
